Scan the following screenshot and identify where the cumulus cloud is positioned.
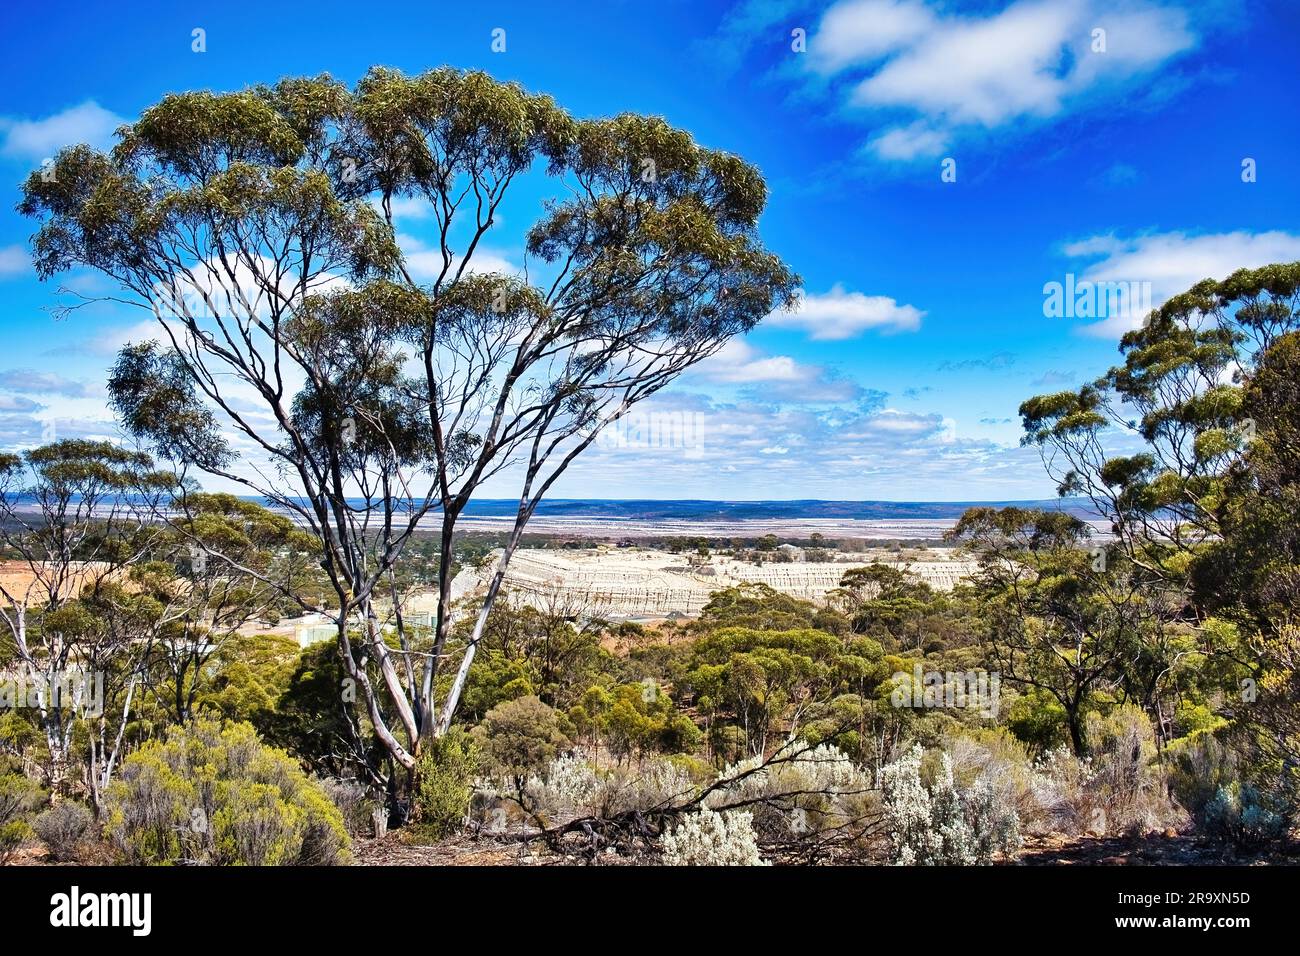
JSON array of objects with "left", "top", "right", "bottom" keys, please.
[
  {"left": 767, "top": 284, "right": 924, "bottom": 338},
  {"left": 552, "top": 387, "right": 1047, "bottom": 500},
  {"left": 758, "top": 0, "right": 1199, "bottom": 162},
  {"left": 693, "top": 339, "right": 865, "bottom": 403},
  {"left": 0, "top": 101, "right": 125, "bottom": 161},
  {"left": 0, "top": 369, "right": 96, "bottom": 398},
  {"left": 809, "top": 0, "right": 937, "bottom": 73},
  {"left": 1059, "top": 229, "right": 1300, "bottom": 337}
]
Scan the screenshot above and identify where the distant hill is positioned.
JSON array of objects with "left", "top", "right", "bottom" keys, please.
[
  {"left": 453, "top": 498, "right": 1102, "bottom": 520},
  {"left": 4, "top": 494, "right": 1103, "bottom": 524}
]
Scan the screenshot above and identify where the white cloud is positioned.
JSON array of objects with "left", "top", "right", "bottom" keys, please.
[
  {"left": 867, "top": 121, "right": 949, "bottom": 161},
  {"left": 699, "top": 340, "right": 806, "bottom": 384},
  {"left": 0, "top": 245, "right": 30, "bottom": 279},
  {"left": 0, "top": 395, "right": 42, "bottom": 413},
  {"left": 552, "top": 388, "right": 1049, "bottom": 500},
  {"left": 397, "top": 233, "right": 516, "bottom": 281},
  {"left": 851, "top": 0, "right": 1083, "bottom": 126},
  {"left": 0, "top": 369, "right": 95, "bottom": 398},
  {"left": 371, "top": 195, "right": 435, "bottom": 221},
  {"left": 0, "top": 101, "right": 125, "bottom": 161},
  {"left": 801, "top": 0, "right": 1197, "bottom": 161},
  {"left": 693, "top": 339, "right": 864, "bottom": 403},
  {"left": 810, "top": 0, "right": 936, "bottom": 73},
  {"left": 769, "top": 284, "right": 924, "bottom": 338},
  {"left": 1061, "top": 229, "right": 1300, "bottom": 337}
]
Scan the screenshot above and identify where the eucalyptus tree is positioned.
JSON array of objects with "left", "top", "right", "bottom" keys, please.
[
  {"left": 1192, "top": 331, "right": 1300, "bottom": 806},
  {"left": 1019, "top": 264, "right": 1300, "bottom": 593},
  {"left": 20, "top": 68, "right": 797, "bottom": 774},
  {"left": 947, "top": 506, "right": 1176, "bottom": 755},
  {"left": 137, "top": 491, "right": 321, "bottom": 724},
  {"left": 1013, "top": 266, "right": 1300, "bottom": 748},
  {"left": 0, "top": 440, "right": 173, "bottom": 788}
]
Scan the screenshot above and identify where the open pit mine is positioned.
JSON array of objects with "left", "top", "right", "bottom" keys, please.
[{"left": 443, "top": 546, "right": 977, "bottom": 621}]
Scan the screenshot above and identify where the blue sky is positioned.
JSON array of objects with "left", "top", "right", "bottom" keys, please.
[{"left": 0, "top": 0, "right": 1297, "bottom": 500}]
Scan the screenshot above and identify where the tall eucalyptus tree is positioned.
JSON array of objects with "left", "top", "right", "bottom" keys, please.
[{"left": 20, "top": 69, "right": 797, "bottom": 773}]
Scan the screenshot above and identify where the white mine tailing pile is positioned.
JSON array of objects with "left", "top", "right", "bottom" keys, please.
[{"left": 451, "top": 548, "right": 977, "bottom": 620}]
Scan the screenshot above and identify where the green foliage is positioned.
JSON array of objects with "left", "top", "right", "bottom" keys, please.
[
  {"left": 1006, "top": 688, "right": 1070, "bottom": 752},
  {"left": 949, "top": 506, "right": 1169, "bottom": 755},
  {"left": 698, "top": 583, "right": 820, "bottom": 631},
  {"left": 103, "top": 718, "right": 349, "bottom": 865},
  {"left": 108, "top": 343, "right": 231, "bottom": 469},
  {"left": 831, "top": 564, "right": 961, "bottom": 650},
  {"left": 1194, "top": 331, "right": 1300, "bottom": 632},
  {"left": 265, "top": 641, "right": 383, "bottom": 782},
  {"left": 471, "top": 695, "right": 572, "bottom": 776},
  {"left": 0, "top": 770, "right": 44, "bottom": 862},
  {"left": 410, "top": 727, "right": 479, "bottom": 842},
  {"left": 681, "top": 625, "right": 886, "bottom": 758},
  {"left": 199, "top": 631, "right": 303, "bottom": 727},
  {"left": 460, "top": 649, "right": 540, "bottom": 719}
]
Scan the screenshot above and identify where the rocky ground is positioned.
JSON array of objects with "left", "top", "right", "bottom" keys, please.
[
  {"left": 13, "top": 829, "right": 1294, "bottom": 866},
  {"left": 345, "top": 830, "right": 1298, "bottom": 867}
]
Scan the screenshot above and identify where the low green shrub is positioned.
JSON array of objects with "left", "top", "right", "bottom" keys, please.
[
  {"left": 103, "top": 718, "right": 349, "bottom": 865},
  {"left": 409, "top": 727, "right": 478, "bottom": 842},
  {"left": 0, "top": 771, "right": 44, "bottom": 863}
]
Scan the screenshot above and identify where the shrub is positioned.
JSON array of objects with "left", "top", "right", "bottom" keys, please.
[
  {"left": 317, "top": 778, "right": 378, "bottom": 838},
  {"left": 471, "top": 696, "right": 572, "bottom": 776},
  {"left": 881, "top": 744, "right": 1020, "bottom": 864},
  {"left": 947, "top": 730, "right": 1046, "bottom": 834},
  {"left": 706, "top": 743, "right": 875, "bottom": 849},
  {"left": 1027, "top": 706, "right": 1182, "bottom": 837},
  {"left": 103, "top": 718, "right": 349, "bottom": 865},
  {"left": 1028, "top": 746, "right": 1099, "bottom": 833},
  {"left": 0, "top": 771, "right": 44, "bottom": 863},
  {"left": 1198, "top": 782, "right": 1288, "bottom": 850},
  {"left": 1083, "top": 705, "right": 1180, "bottom": 834},
  {"left": 410, "top": 727, "right": 478, "bottom": 842},
  {"left": 33, "top": 801, "right": 93, "bottom": 862},
  {"left": 483, "top": 750, "right": 699, "bottom": 831},
  {"left": 662, "top": 808, "right": 766, "bottom": 866},
  {"left": 1166, "top": 731, "right": 1239, "bottom": 821}
]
